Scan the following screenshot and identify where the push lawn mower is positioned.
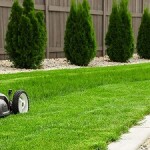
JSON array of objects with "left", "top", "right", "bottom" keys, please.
[{"left": 0, "top": 90, "right": 29, "bottom": 117}]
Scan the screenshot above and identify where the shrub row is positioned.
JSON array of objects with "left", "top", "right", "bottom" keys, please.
[
  {"left": 106, "top": 0, "right": 150, "bottom": 62},
  {"left": 5, "top": 0, "right": 150, "bottom": 68},
  {"left": 5, "top": 0, "right": 47, "bottom": 69}
]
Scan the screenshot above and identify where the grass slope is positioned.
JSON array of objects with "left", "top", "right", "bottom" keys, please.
[{"left": 0, "top": 63, "right": 150, "bottom": 150}]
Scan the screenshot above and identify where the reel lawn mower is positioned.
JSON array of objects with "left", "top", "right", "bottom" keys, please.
[{"left": 0, "top": 90, "right": 29, "bottom": 117}]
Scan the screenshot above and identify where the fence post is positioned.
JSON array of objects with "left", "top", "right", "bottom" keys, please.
[
  {"left": 102, "top": 0, "right": 106, "bottom": 56},
  {"left": 45, "top": 0, "right": 49, "bottom": 58}
]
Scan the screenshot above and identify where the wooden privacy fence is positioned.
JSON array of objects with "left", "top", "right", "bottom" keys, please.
[{"left": 0, "top": 0, "right": 150, "bottom": 59}]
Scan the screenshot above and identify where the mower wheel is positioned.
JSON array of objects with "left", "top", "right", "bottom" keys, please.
[{"left": 12, "top": 90, "right": 29, "bottom": 114}]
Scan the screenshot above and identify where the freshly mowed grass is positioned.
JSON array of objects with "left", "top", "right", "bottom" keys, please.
[{"left": 0, "top": 63, "right": 150, "bottom": 150}]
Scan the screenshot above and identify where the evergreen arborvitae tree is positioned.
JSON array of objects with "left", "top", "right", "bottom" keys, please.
[
  {"left": 105, "top": 0, "right": 122, "bottom": 61},
  {"left": 64, "top": 0, "right": 78, "bottom": 63},
  {"left": 21, "top": 0, "right": 46, "bottom": 68},
  {"left": 25, "top": 11, "right": 45, "bottom": 68},
  {"left": 17, "top": 15, "right": 33, "bottom": 68},
  {"left": 137, "top": 8, "right": 150, "bottom": 59},
  {"left": 5, "top": 0, "right": 47, "bottom": 69},
  {"left": 5, "top": 0, "right": 23, "bottom": 66},
  {"left": 105, "top": 0, "right": 134, "bottom": 62},
  {"left": 64, "top": 0, "right": 96, "bottom": 66},
  {"left": 119, "top": 0, "right": 134, "bottom": 62},
  {"left": 35, "top": 12, "right": 47, "bottom": 66},
  {"left": 77, "top": 0, "right": 96, "bottom": 66}
]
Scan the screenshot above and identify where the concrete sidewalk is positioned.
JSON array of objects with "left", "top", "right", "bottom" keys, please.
[{"left": 108, "top": 115, "right": 150, "bottom": 150}]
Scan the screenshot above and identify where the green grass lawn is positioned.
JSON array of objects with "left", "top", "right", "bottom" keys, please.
[{"left": 0, "top": 63, "right": 150, "bottom": 150}]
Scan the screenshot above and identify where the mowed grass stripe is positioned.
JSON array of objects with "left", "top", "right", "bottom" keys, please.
[{"left": 0, "top": 63, "right": 150, "bottom": 100}]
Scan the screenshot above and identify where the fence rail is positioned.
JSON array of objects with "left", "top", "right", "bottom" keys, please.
[{"left": 0, "top": 0, "right": 149, "bottom": 59}]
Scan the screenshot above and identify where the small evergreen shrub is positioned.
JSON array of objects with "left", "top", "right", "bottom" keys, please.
[
  {"left": 105, "top": 1, "right": 122, "bottom": 62},
  {"left": 137, "top": 8, "right": 150, "bottom": 59},
  {"left": 35, "top": 12, "right": 47, "bottom": 66},
  {"left": 5, "top": 0, "right": 23, "bottom": 66},
  {"left": 119, "top": 0, "right": 134, "bottom": 61},
  {"left": 21, "top": 0, "right": 46, "bottom": 68},
  {"left": 5, "top": 0, "right": 47, "bottom": 69},
  {"left": 17, "top": 15, "right": 33, "bottom": 68},
  {"left": 64, "top": 0, "right": 78, "bottom": 63},
  {"left": 105, "top": 0, "right": 134, "bottom": 62},
  {"left": 24, "top": 11, "right": 46, "bottom": 68},
  {"left": 64, "top": 0, "right": 96, "bottom": 66}
]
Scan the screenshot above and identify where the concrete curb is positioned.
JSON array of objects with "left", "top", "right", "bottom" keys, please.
[{"left": 108, "top": 115, "right": 150, "bottom": 150}]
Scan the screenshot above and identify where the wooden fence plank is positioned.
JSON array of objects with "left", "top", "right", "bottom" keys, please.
[
  {"left": 45, "top": 0, "right": 49, "bottom": 58},
  {"left": 103, "top": 0, "right": 106, "bottom": 56}
]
